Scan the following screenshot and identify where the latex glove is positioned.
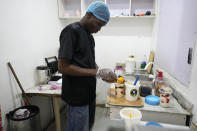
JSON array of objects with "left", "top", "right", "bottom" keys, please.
[{"left": 96, "top": 68, "right": 117, "bottom": 83}]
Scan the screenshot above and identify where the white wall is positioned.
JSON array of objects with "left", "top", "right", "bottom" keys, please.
[
  {"left": 94, "top": 19, "right": 154, "bottom": 104},
  {"left": 0, "top": 0, "right": 155, "bottom": 130},
  {"left": 189, "top": 41, "right": 197, "bottom": 124},
  {"left": 154, "top": 0, "right": 197, "bottom": 125},
  {"left": 155, "top": 41, "right": 197, "bottom": 125},
  {"left": 60, "top": 18, "right": 154, "bottom": 66},
  {"left": 156, "top": 0, "right": 197, "bottom": 86},
  {"left": 0, "top": 0, "right": 62, "bottom": 129}
]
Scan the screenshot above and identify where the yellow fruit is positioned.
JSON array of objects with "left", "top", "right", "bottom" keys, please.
[{"left": 117, "top": 77, "right": 124, "bottom": 83}]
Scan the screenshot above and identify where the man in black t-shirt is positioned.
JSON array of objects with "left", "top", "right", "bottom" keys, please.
[{"left": 58, "top": 1, "right": 116, "bottom": 131}]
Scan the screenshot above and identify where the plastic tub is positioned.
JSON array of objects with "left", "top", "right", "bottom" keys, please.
[
  {"left": 145, "top": 95, "right": 160, "bottom": 106},
  {"left": 120, "top": 108, "right": 142, "bottom": 130},
  {"left": 120, "top": 108, "right": 142, "bottom": 120}
]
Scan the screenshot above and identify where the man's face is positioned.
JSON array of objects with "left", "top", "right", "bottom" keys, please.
[{"left": 86, "top": 14, "right": 106, "bottom": 34}]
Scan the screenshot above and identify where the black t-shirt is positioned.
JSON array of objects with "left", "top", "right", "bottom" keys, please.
[{"left": 58, "top": 22, "right": 96, "bottom": 106}]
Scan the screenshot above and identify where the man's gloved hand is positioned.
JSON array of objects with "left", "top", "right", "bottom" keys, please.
[{"left": 96, "top": 68, "right": 117, "bottom": 83}]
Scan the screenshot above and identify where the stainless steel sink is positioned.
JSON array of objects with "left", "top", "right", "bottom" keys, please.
[{"left": 132, "top": 69, "right": 153, "bottom": 81}]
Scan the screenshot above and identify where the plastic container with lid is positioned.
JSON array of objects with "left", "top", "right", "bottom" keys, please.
[
  {"left": 125, "top": 56, "right": 136, "bottom": 75},
  {"left": 159, "top": 87, "right": 173, "bottom": 107},
  {"left": 120, "top": 108, "right": 142, "bottom": 131},
  {"left": 140, "top": 85, "right": 152, "bottom": 97},
  {"left": 115, "top": 83, "right": 125, "bottom": 98},
  {"left": 114, "top": 77, "right": 125, "bottom": 98},
  {"left": 120, "top": 108, "right": 142, "bottom": 120},
  {"left": 114, "top": 66, "right": 125, "bottom": 77},
  {"left": 145, "top": 95, "right": 160, "bottom": 105}
]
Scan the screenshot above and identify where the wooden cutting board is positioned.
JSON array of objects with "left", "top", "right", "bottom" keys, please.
[{"left": 107, "top": 88, "right": 144, "bottom": 107}]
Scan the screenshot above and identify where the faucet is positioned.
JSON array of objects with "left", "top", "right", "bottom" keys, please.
[{"left": 144, "top": 62, "right": 154, "bottom": 70}]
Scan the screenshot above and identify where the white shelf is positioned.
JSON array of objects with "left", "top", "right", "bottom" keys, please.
[
  {"left": 110, "top": 15, "right": 156, "bottom": 18},
  {"left": 130, "top": 0, "right": 156, "bottom": 16},
  {"left": 107, "top": 0, "right": 130, "bottom": 17},
  {"left": 59, "top": 15, "right": 156, "bottom": 19},
  {"left": 57, "top": 0, "right": 158, "bottom": 19},
  {"left": 58, "top": 0, "right": 81, "bottom": 18}
]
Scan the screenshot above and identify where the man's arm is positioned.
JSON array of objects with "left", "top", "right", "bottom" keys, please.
[{"left": 58, "top": 58, "right": 97, "bottom": 76}]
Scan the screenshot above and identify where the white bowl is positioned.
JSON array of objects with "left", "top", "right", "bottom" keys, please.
[{"left": 120, "top": 108, "right": 142, "bottom": 120}]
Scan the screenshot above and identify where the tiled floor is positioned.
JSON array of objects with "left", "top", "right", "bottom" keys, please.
[{"left": 47, "top": 105, "right": 109, "bottom": 131}]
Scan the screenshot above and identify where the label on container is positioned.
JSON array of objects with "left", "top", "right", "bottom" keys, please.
[{"left": 130, "top": 89, "right": 138, "bottom": 97}]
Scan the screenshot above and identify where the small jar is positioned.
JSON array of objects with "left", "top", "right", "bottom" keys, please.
[
  {"left": 154, "top": 77, "right": 169, "bottom": 96},
  {"left": 115, "top": 83, "right": 125, "bottom": 98},
  {"left": 139, "top": 85, "right": 152, "bottom": 97},
  {"left": 114, "top": 66, "right": 124, "bottom": 77}
]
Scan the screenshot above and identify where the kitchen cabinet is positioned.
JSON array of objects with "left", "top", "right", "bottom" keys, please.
[
  {"left": 155, "top": 0, "right": 197, "bottom": 86},
  {"left": 57, "top": 0, "right": 158, "bottom": 19}
]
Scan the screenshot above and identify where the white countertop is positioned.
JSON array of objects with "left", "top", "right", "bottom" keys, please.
[
  {"left": 25, "top": 85, "right": 61, "bottom": 96},
  {"left": 106, "top": 83, "right": 190, "bottom": 116},
  {"left": 139, "top": 96, "right": 190, "bottom": 115},
  {"left": 26, "top": 83, "right": 190, "bottom": 115}
]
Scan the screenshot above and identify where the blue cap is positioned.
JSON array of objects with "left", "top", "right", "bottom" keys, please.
[
  {"left": 142, "top": 61, "right": 146, "bottom": 65},
  {"left": 86, "top": 1, "right": 110, "bottom": 23}
]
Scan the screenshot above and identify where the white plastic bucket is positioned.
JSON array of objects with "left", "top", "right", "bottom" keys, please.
[
  {"left": 120, "top": 108, "right": 142, "bottom": 120},
  {"left": 120, "top": 108, "right": 142, "bottom": 130}
]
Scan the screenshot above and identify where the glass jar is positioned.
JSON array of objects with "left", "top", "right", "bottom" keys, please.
[{"left": 154, "top": 77, "right": 169, "bottom": 96}]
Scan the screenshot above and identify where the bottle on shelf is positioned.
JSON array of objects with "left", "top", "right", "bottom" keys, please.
[
  {"left": 125, "top": 55, "right": 136, "bottom": 75},
  {"left": 140, "top": 61, "right": 147, "bottom": 69}
]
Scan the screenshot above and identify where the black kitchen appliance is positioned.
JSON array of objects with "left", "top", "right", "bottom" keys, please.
[{"left": 45, "top": 56, "right": 61, "bottom": 81}]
